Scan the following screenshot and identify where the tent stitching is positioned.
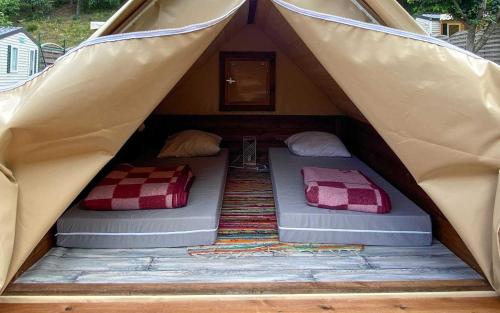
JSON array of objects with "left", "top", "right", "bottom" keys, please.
[
  {"left": 0, "top": 0, "right": 246, "bottom": 94},
  {"left": 349, "top": 0, "right": 379, "bottom": 24},
  {"left": 272, "top": 0, "right": 481, "bottom": 60}
]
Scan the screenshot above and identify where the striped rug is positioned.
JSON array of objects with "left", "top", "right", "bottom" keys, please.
[{"left": 188, "top": 169, "right": 363, "bottom": 256}]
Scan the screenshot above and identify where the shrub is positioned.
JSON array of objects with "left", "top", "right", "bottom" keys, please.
[
  {"left": 0, "top": 0, "right": 21, "bottom": 25},
  {"left": 26, "top": 22, "right": 39, "bottom": 32},
  {"left": 21, "top": 0, "right": 55, "bottom": 18},
  {"left": 86, "top": 0, "right": 125, "bottom": 10}
]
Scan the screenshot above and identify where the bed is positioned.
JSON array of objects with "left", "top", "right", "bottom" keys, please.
[
  {"left": 269, "top": 148, "right": 432, "bottom": 246},
  {"left": 56, "top": 149, "right": 229, "bottom": 248}
]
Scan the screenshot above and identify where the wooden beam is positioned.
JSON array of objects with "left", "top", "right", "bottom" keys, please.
[
  {"left": 248, "top": 0, "right": 258, "bottom": 24},
  {"left": 4, "top": 280, "right": 491, "bottom": 296},
  {"left": 1, "top": 295, "right": 499, "bottom": 313}
]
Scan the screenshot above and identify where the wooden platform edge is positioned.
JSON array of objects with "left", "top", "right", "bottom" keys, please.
[
  {"left": 4, "top": 280, "right": 492, "bottom": 296},
  {"left": 0, "top": 292, "right": 499, "bottom": 313}
]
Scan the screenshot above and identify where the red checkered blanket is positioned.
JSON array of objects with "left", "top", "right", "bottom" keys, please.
[
  {"left": 302, "top": 167, "right": 391, "bottom": 214},
  {"left": 84, "top": 164, "right": 194, "bottom": 210}
]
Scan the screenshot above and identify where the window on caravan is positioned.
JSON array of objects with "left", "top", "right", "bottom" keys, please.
[
  {"left": 7, "top": 45, "right": 19, "bottom": 73},
  {"left": 29, "top": 49, "right": 38, "bottom": 76}
]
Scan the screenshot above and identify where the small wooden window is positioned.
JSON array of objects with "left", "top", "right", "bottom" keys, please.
[{"left": 219, "top": 51, "right": 275, "bottom": 112}]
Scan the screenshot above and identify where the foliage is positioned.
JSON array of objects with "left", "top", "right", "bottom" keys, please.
[
  {"left": 0, "top": 0, "right": 122, "bottom": 45},
  {"left": 28, "top": 9, "right": 115, "bottom": 47},
  {"left": 20, "top": 0, "right": 55, "bottom": 18},
  {"left": 407, "top": 0, "right": 499, "bottom": 27},
  {"left": 0, "top": 0, "right": 21, "bottom": 25},
  {"left": 86, "top": 0, "right": 125, "bottom": 10},
  {"left": 0, "top": 13, "right": 11, "bottom": 26},
  {"left": 26, "top": 22, "right": 39, "bottom": 33}
]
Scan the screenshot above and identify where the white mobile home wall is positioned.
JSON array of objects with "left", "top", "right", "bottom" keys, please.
[
  {"left": 0, "top": 32, "right": 39, "bottom": 88},
  {"left": 415, "top": 17, "right": 440, "bottom": 36}
]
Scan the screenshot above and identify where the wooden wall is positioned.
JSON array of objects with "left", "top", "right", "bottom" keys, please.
[{"left": 138, "top": 114, "right": 342, "bottom": 160}]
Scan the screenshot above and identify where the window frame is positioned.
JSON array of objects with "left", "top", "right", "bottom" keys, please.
[
  {"left": 219, "top": 51, "right": 276, "bottom": 112},
  {"left": 29, "top": 49, "right": 38, "bottom": 76},
  {"left": 447, "top": 23, "right": 461, "bottom": 36},
  {"left": 9, "top": 46, "right": 19, "bottom": 73},
  {"left": 441, "top": 22, "right": 462, "bottom": 36}
]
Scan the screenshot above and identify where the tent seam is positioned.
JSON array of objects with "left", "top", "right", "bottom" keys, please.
[
  {"left": 384, "top": 128, "right": 500, "bottom": 165},
  {"left": 271, "top": 0, "right": 482, "bottom": 61},
  {"left": 7, "top": 117, "right": 144, "bottom": 156},
  {"left": 0, "top": 0, "right": 246, "bottom": 93}
]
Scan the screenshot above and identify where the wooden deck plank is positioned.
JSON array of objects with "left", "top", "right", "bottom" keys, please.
[
  {"left": 364, "top": 255, "right": 478, "bottom": 270},
  {"left": 4, "top": 280, "right": 492, "bottom": 296},
  {"left": 312, "top": 268, "right": 481, "bottom": 282},
  {"left": 15, "top": 267, "right": 481, "bottom": 285},
  {"left": 47, "top": 247, "right": 190, "bottom": 258},
  {"left": 1, "top": 295, "right": 499, "bottom": 313},
  {"left": 74, "top": 269, "right": 316, "bottom": 284},
  {"left": 150, "top": 255, "right": 369, "bottom": 271},
  {"left": 29, "top": 256, "right": 152, "bottom": 272}
]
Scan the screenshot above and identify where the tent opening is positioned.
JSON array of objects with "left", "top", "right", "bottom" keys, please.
[{"left": 2, "top": 0, "right": 498, "bottom": 296}]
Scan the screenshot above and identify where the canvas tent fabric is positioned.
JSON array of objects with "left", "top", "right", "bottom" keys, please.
[
  {"left": 0, "top": 0, "right": 245, "bottom": 292},
  {"left": 0, "top": 0, "right": 499, "bottom": 293}
]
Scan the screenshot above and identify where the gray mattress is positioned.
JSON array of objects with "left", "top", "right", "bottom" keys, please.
[
  {"left": 56, "top": 149, "right": 229, "bottom": 248},
  {"left": 269, "top": 148, "right": 432, "bottom": 246}
]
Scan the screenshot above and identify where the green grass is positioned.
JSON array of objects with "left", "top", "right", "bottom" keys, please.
[{"left": 20, "top": 8, "right": 116, "bottom": 48}]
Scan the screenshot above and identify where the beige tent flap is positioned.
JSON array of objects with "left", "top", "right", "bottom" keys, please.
[
  {"left": 0, "top": 0, "right": 244, "bottom": 292},
  {"left": 271, "top": 0, "right": 500, "bottom": 290}
]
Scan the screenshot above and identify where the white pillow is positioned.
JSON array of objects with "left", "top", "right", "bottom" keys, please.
[
  {"left": 157, "top": 130, "right": 222, "bottom": 158},
  {"left": 285, "top": 131, "right": 351, "bottom": 157}
]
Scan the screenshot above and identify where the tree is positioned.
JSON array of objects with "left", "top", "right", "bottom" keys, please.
[
  {"left": 405, "top": 0, "right": 500, "bottom": 53},
  {"left": 73, "top": 0, "right": 124, "bottom": 17},
  {"left": 76, "top": 0, "right": 82, "bottom": 17},
  {"left": 0, "top": 0, "right": 21, "bottom": 26}
]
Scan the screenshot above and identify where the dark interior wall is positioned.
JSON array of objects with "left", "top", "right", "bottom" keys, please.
[{"left": 135, "top": 115, "right": 343, "bottom": 159}]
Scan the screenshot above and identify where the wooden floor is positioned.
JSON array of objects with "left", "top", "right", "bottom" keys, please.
[
  {"left": 14, "top": 242, "right": 481, "bottom": 284},
  {"left": 6, "top": 168, "right": 488, "bottom": 296},
  {"left": 6, "top": 240, "right": 488, "bottom": 295}
]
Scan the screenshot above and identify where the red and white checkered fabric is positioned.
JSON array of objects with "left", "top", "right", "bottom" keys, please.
[
  {"left": 84, "top": 164, "right": 194, "bottom": 210},
  {"left": 302, "top": 167, "right": 391, "bottom": 214}
]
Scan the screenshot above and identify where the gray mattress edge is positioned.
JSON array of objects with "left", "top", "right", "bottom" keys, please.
[
  {"left": 56, "top": 149, "right": 229, "bottom": 248},
  {"left": 269, "top": 148, "right": 432, "bottom": 246}
]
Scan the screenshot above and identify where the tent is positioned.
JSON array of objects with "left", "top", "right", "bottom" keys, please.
[{"left": 0, "top": 0, "right": 499, "bottom": 294}]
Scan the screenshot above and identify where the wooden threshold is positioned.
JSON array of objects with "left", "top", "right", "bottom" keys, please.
[
  {"left": 4, "top": 279, "right": 491, "bottom": 296},
  {"left": 1, "top": 293, "right": 499, "bottom": 313}
]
